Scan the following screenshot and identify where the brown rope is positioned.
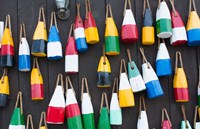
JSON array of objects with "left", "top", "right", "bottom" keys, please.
[
  {"left": 194, "top": 106, "right": 199, "bottom": 129},
  {"left": 68, "top": 24, "right": 74, "bottom": 39},
  {"left": 15, "top": 92, "right": 23, "bottom": 114},
  {"left": 143, "top": 0, "right": 151, "bottom": 17},
  {"left": 169, "top": 0, "right": 177, "bottom": 16},
  {"left": 19, "top": 23, "right": 26, "bottom": 43},
  {"left": 102, "top": 45, "right": 106, "bottom": 64},
  {"left": 26, "top": 115, "right": 34, "bottom": 129},
  {"left": 76, "top": 3, "right": 81, "bottom": 21},
  {"left": 39, "top": 112, "right": 48, "bottom": 128},
  {"left": 124, "top": 0, "right": 132, "bottom": 16},
  {"left": 181, "top": 105, "right": 189, "bottom": 129},
  {"left": 38, "top": 7, "right": 46, "bottom": 28},
  {"left": 100, "top": 92, "right": 109, "bottom": 113},
  {"left": 112, "top": 78, "right": 119, "bottom": 95},
  {"left": 65, "top": 76, "right": 76, "bottom": 96},
  {"left": 5, "top": 15, "right": 12, "bottom": 36},
  {"left": 1, "top": 68, "right": 8, "bottom": 84},
  {"left": 189, "top": 0, "right": 196, "bottom": 14},
  {"left": 139, "top": 47, "right": 150, "bottom": 68},
  {"left": 127, "top": 49, "right": 134, "bottom": 69},
  {"left": 106, "top": 4, "right": 113, "bottom": 18},
  {"left": 50, "top": 11, "right": 58, "bottom": 32},
  {"left": 85, "top": 0, "right": 91, "bottom": 19},
  {"left": 119, "top": 59, "right": 128, "bottom": 79},
  {"left": 56, "top": 74, "right": 64, "bottom": 93},
  {"left": 81, "top": 77, "right": 91, "bottom": 101},
  {"left": 139, "top": 95, "right": 146, "bottom": 118},
  {"left": 33, "top": 57, "right": 41, "bottom": 76},
  {"left": 175, "top": 51, "right": 183, "bottom": 73},
  {"left": 161, "top": 108, "right": 172, "bottom": 127}
]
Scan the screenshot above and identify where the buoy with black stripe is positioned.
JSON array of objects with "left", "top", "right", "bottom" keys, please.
[
  {"left": 137, "top": 96, "right": 149, "bottom": 129},
  {"left": 156, "top": 0, "right": 172, "bottom": 38},
  {"left": 181, "top": 105, "right": 192, "bottom": 129},
  {"left": 26, "top": 115, "right": 34, "bottom": 129},
  {"left": 173, "top": 51, "right": 189, "bottom": 102},
  {"left": 194, "top": 106, "right": 200, "bottom": 129},
  {"left": 98, "top": 92, "right": 111, "bottom": 129},
  {"left": 97, "top": 45, "right": 111, "bottom": 88},
  {"left": 142, "top": 0, "right": 154, "bottom": 45},
  {"left": 47, "top": 11, "right": 62, "bottom": 60},
  {"left": 31, "top": 57, "right": 44, "bottom": 100},
  {"left": 127, "top": 49, "right": 146, "bottom": 93},
  {"left": 169, "top": 0, "right": 187, "bottom": 46},
  {"left": 65, "top": 76, "right": 83, "bottom": 129},
  {"left": 105, "top": 4, "right": 120, "bottom": 56},
  {"left": 65, "top": 24, "right": 78, "bottom": 74},
  {"left": 18, "top": 24, "right": 30, "bottom": 72},
  {"left": 110, "top": 78, "right": 122, "bottom": 125},
  {"left": 75, "top": 3, "right": 88, "bottom": 53},
  {"left": 121, "top": 0, "right": 138, "bottom": 43},
  {"left": 119, "top": 59, "right": 135, "bottom": 108},
  {"left": 32, "top": 7, "right": 47, "bottom": 57},
  {"left": 47, "top": 74, "right": 65, "bottom": 124},
  {"left": 197, "top": 66, "right": 200, "bottom": 107},
  {"left": 140, "top": 47, "right": 164, "bottom": 99},
  {"left": 0, "top": 21, "right": 4, "bottom": 51},
  {"left": 161, "top": 108, "right": 172, "bottom": 129},
  {"left": 187, "top": 0, "right": 200, "bottom": 46},
  {"left": 156, "top": 39, "right": 172, "bottom": 77},
  {"left": 84, "top": 0, "right": 99, "bottom": 44},
  {"left": 39, "top": 112, "right": 48, "bottom": 129},
  {"left": 0, "top": 69, "right": 9, "bottom": 107},
  {"left": 81, "top": 78, "right": 95, "bottom": 129},
  {"left": 9, "top": 92, "right": 25, "bottom": 129},
  {"left": 1, "top": 15, "right": 14, "bottom": 67}
]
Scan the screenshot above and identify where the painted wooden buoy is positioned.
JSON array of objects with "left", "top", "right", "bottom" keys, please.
[
  {"left": 181, "top": 105, "right": 192, "bottom": 129},
  {"left": 137, "top": 96, "right": 149, "bottom": 129},
  {"left": 84, "top": 0, "right": 99, "bottom": 44},
  {"left": 187, "top": 0, "right": 200, "bottom": 46},
  {"left": 156, "top": 0, "right": 172, "bottom": 38},
  {"left": 47, "top": 74, "right": 65, "bottom": 124},
  {"left": 121, "top": 0, "right": 138, "bottom": 43},
  {"left": 0, "top": 21, "right": 4, "bottom": 51},
  {"left": 9, "top": 92, "right": 25, "bottom": 129},
  {"left": 65, "top": 76, "right": 83, "bottom": 129},
  {"left": 74, "top": 3, "right": 88, "bottom": 53},
  {"left": 65, "top": 24, "right": 78, "bottom": 74},
  {"left": 47, "top": 11, "right": 62, "bottom": 60},
  {"left": 194, "top": 106, "right": 200, "bottom": 129},
  {"left": 173, "top": 51, "right": 189, "bottom": 102},
  {"left": 110, "top": 78, "right": 122, "bottom": 125},
  {"left": 198, "top": 66, "right": 200, "bottom": 107},
  {"left": 127, "top": 49, "right": 146, "bottom": 93},
  {"left": 119, "top": 59, "right": 135, "bottom": 108},
  {"left": 18, "top": 24, "right": 30, "bottom": 72},
  {"left": 26, "top": 115, "right": 34, "bottom": 129},
  {"left": 0, "top": 69, "right": 9, "bottom": 107},
  {"left": 169, "top": 0, "right": 187, "bottom": 46},
  {"left": 156, "top": 39, "right": 172, "bottom": 77},
  {"left": 32, "top": 7, "right": 47, "bottom": 57},
  {"left": 97, "top": 46, "right": 111, "bottom": 88},
  {"left": 1, "top": 15, "right": 14, "bottom": 67},
  {"left": 81, "top": 78, "right": 95, "bottom": 129},
  {"left": 161, "top": 108, "right": 172, "bottom": 129},
  {"left": 105, "top": 4, "right": 120, "bottom": 56},
  {"left": 31, "top": 58, "right": 44, "bottom": 100},
  {"left": 142, "top": 0, "right": 155, "bottom": 45},
  {"left": 39, "top": 112, "right": 48, "bottom": 129},
  {"left": 98, "top": 92, "right": 111, "bottom": 129}
]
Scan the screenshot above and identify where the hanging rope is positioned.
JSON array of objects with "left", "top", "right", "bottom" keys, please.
[
  {"left": 19, "top": 23, "right": 26, "bottom": 42},
  {"left": 100, "top": 92, "right": 109, "bottom": 113},
  {"left": 161, "top": 108, "right": 172, "bottom": 127},
  {"left": 1, "top": 68, "right": 8, "bottom": 84},
  {"left": 81, "top": 77, "right": 91, "bottom": 101},
  {"left": 65, "top": 76, "right": 76, "bottom": 96},
  {"left": 26, "top": 115, "right": 34, "bottom": 129},
  {"left": 112, "top": 78, "right": 119, "bottom": 95},
  {"left": 139, "top": 47, "right": 150, "bottom": 68},
  {"left": 50, "top": 11, "right": 58, "bottom": 32},
  {"left": 126, "top": 49, "right": 134, "bottom": 70},
  {"left": 143, "top": 0, "right": 151, "bottom": 17},
  {"left": 181, "top": 105, "right": 189, "bottom": 129},
  {"left": 138, "top": 95, "right": 146, "bottom": 118},
  {"left": 175, "top": 51, "right": 183, "bottom": 73},
  {"left": 56, "top": 74, "right": 64, "bottom": 93},
  {"left": 39, "top": 112, "right": 48, "bottom": 128},
  {"left": 106, "top": 4, "right": 113, "bottom": 19},
  {"left": 15, "top": 92, "right": 23, "bottom": 115},
  {"left": 38, "top": 7, "right": 46, "bottom": 29}
]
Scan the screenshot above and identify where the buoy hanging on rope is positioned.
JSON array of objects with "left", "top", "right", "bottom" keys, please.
[
  {"left": 0, "top": 69, "right": 9, "bottom": 107},
  {"left": 181, "top": 105, "right": 192, "bottom": 129},
  {"left": 161, "top": 108, "right": 172, "bottom": 129}
]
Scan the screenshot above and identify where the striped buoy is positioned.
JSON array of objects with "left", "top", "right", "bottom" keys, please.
[
  {"left": 181, "top": 105, "right": 192, "bottom": 129},
  {"left": 156, "top": 0, "right": 172, "bottom": 38},
  {"left": 84, "top": 0, "right": 99, "bottom": 44},
  {"left": 142, "top": 0, "right": 154, "bottom": 45},
  {"left": 194, "top": 106, "right": 200, "bottom": 129},
  {"left": 187, "top": 0, "right": 200, "bottom": 46},
  {"left": 39, "top": 112, "right": 48, "bottom": 129},
  {"left": 137, "top": 96, "right": 149, "bottom": 129},
  {"left": 161, "top": 108, "right": 172, "bottom": 129},
  {"left": 127, "top": 49, "right": 146, "bottom": 93},
  {"left": 198, "top": 66, "right": 200, "bottom": 107},
  {"left": 0, "top": 69, "right": 9, "bottom": 107},
  {"left": 75, "top": 3, "right": 88, "bottom": 53},
  {"left": 119, "top": 59, "right": 135, "bottom": 108},
  {"left": 156, "top": 39, "right": 172, "bottom": 77},
  {"left": 47, "top": 74, "right": 65, "bottom": 124},
  {"left": 47, "top": 11, "right": 62, "bottom": 60},
  {"left": 65, "top": 24, "right": 78, "bottom": 74},
  {"left": 81, "top": 78, "right": 95, "bottom": 129},
  {"left": 140, "top": 48, "right": 164, "bottom": 99},
  {"left": 18, "top": 24, "right": 30, "bottom": 72},
  {"left": 173, "top": 51, "right": 189, "bottom": 102},
  {"left": 98, "top": 92, "right": 111, "bottom": 129},
  {"left": 26, "top": 115, "right": 34, "bottom": 129},
  {"left": 31, "top": 58, "right": 44, "bottom": 100},
  {"left": 0, "top": 21, "right": 4, "bottom": 50},
  {"left": 32, "top": 7, "right": 47, "bottom": 57},
  {"left": 1, "top": 15, "right": 14, "bottom": 67},
  {"left": 121, "top": 0, "right": 138, "bottom": 43},
  {"left": 169, "top": 0, "right": 187, "bottom": 46},
  {"left": 65, "top": 76, "right": 83, "bottom": 129},
  {"left": 9, "top": 92, "right": 25, "bottom": 129}
]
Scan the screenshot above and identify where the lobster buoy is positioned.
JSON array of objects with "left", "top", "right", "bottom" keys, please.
[
  {"left": 47, "top": 74, "right": 65, "bottom": 124},
  {"left": 0, "top": 21, "right": 4, "bottom": 51},
  {"left": 156, "top": 0, "right": 172, "bottom": 38},
  {"left": 140, "top": 48, "right": 164, "bottom": 99},
  {"left": 0, "top": 69, "right": 9, "bottom": 107},
  {"left": 173, "top": 51, "right": 189, "bottom": 102},
  {"left": 32, "top": 7, "right": 47, "bottom": 57},
  {"left": 156, "top": 39, "right": 172, "bottom": 77},
  {"left": 181, "top": 105, "right": 192, "bottom": 129},
  {"left": 121, "top": 0, "right": 138, "bottom": 43},
  {"left": 47, "top": 11, "right": 62, "bottom": 60},
  {"left": 74, "top": 3, "right": 88, "bottom": 53},
  {"left": 161, "top": 108, "right": 172, "bottom": 129},
  {"left": 18, "top": 24, "right": 30, "bottom": 72},
  {"left": 8, "top": 92, "right": 25, "bottom": 129},
  {"left": 194, "top": 106, "right": 200, "bottom": 129},
  {"left": 39, "top": 112, "right": 48, "bottom": 129},
  {"left": 84, "top": 0, "right": 99, "bottom": 44},
  {"left": 65, "top": 24, "right": 78, "bottom": 74}
]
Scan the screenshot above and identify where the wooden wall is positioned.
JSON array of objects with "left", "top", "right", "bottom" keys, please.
[{"left": 0, "top": 0, "right": 200, "bottom": 128}]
